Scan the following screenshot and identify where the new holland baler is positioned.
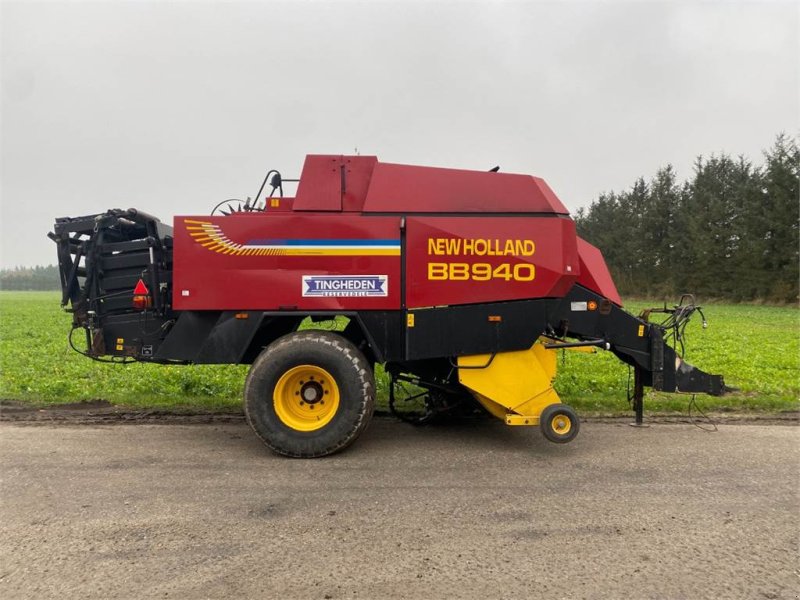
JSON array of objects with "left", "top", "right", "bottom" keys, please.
[{"left": 50, "top": 155, "right": 726, "bottom": 457}]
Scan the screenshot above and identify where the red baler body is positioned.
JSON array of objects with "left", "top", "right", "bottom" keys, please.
[{"left": 173, "top": 155, "right": 621, "bottom": 311}]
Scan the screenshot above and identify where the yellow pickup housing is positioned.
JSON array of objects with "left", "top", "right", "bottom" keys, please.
[{"left": 457, "top": 339, "right": 561, "bottom": 426}]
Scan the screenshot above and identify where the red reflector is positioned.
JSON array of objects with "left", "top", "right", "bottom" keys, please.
[
  {"left": 133, "top": 279, "right": 152, "bottom": 310},
  {"left": 133, "top": 279, "right": 150, "bottom": 295}
]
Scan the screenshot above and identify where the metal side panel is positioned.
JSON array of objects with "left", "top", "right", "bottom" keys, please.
[
  {"left": 405, "top": 299, "right": 559, "bottom": 361},
  {"left": 575, "top": 237, "right": 623, "bottom": 307},
  {"left": 404, "top": 215, "right": 579, "bottom": 309},
  {"left": 194, "top": 312, "right": 266, "bottom": 364},
  {"left": 171, "top": 213, "right": 402, "bottom": 311},
  {"left": 355, "top": 311, "right": 406, "bottom": 363},
  {"left": 155, "top": 311, "right": 303, "bottom": 364},
  {"left": 154, "top": 312, "right": 220, "bottom": 362}
]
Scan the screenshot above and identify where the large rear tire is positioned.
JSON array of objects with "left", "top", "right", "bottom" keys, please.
[{"left": 244, "top": 331, "right": 375, "bottom": 458}]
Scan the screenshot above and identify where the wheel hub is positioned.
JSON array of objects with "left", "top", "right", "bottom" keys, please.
[
  {"left": 552, "top": 415, "right": 572, "bottom": 434},
  {"left": 301, "top": 381, "right": 324, "bottom": 404},
  {"left": 273, "top": 365, "right": 340, "bottom": 431}
]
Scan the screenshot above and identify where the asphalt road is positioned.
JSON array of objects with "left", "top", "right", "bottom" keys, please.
[{"left": 1, "top": 418, "right": 798, "bottom": 600}]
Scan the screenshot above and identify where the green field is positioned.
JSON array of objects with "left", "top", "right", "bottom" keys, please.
[{"left": 1, "top": 291, "right": 797, "bottom": 414}]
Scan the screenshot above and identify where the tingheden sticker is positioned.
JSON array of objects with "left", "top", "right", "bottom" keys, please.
[{"left": 302, "top": 275, "right": 388, "bottom": 297}]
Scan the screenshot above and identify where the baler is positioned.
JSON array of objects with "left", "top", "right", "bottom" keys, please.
[{"left": 50, "top": 155, "right": 726, "bottom": 457}]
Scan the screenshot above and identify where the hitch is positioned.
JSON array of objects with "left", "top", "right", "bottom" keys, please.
[{"left": 630, "top": 295, "right": 727, "bottom": 425}]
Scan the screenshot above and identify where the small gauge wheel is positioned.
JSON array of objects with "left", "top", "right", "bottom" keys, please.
[{"left": 540, "top": 404, "right": 580, "bottom": 444}]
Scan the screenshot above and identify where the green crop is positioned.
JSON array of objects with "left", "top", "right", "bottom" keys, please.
[{"left": 1, "top": 292, "right": 797, "bottom": 414}]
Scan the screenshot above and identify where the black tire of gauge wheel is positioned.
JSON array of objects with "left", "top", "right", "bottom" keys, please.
[{"left": 540, "top": 404, "right": 580, "bottom": 444}]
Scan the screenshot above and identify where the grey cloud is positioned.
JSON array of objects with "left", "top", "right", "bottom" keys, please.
[{"left": 1, "top": 0, "right": 797, "bottom": 267}]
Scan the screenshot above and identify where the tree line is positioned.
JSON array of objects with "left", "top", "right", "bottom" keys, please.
[
  {"left": 0, "top": 265, "right": 61, "bottom": 291},
  {"left": 575, "top": 134, "right": 799, "bottom": 303}
]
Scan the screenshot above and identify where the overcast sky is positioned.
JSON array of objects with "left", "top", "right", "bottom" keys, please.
[{"left": 1, "top": 0, "right": 797, "bottom": 268}]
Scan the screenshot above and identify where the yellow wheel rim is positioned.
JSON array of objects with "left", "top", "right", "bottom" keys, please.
[
  {"left": 551, "top": 414, "right": 572, "bottom": 435},
  {"left": 273, "top": 365, "right": 340, "bottom": 432}
]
